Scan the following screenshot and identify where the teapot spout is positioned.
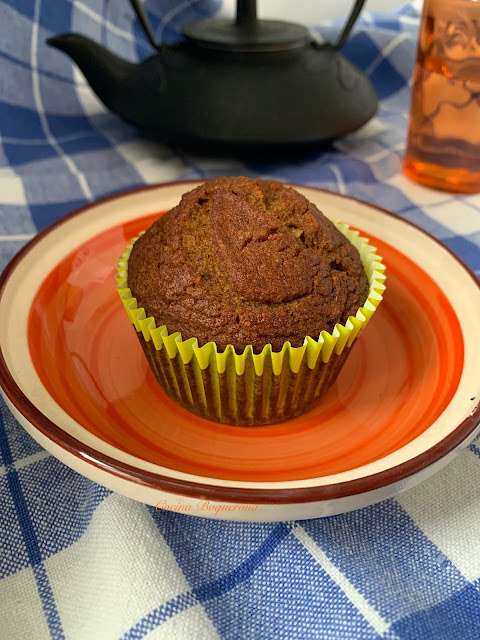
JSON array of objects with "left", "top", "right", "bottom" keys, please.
[{"left": 47, "top": 34, "right": 135, "bottom": 112}]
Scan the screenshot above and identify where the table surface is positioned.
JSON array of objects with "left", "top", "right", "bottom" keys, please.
[{"left": 1, "top": 2, "right": 480, "bottom": 640}]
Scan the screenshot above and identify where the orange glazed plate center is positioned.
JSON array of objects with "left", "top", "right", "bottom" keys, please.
[{"left": 28, "top": 213, "right": 464, "bottom": 482}]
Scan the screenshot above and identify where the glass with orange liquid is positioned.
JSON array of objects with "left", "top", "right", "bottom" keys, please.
[{"left": 403, "top": 0, "right": 480, "bottom": 193}]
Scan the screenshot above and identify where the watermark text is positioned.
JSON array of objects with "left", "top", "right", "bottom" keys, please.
[{"left": 156, "top": 499, "right": 258, "bottom": 517}]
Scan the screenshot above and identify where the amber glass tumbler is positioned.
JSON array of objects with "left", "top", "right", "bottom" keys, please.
[{"left": 403, "top": 0, "right": 480, "bottom": 193}]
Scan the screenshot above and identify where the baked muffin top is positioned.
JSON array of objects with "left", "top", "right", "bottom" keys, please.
[{"left": 127, "top": 177, "right": 369, "bottom": 352}]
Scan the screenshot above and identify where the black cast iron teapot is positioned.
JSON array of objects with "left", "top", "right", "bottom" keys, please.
[{"left": 47, "top": 0, "right": 377, "bottom": 154}]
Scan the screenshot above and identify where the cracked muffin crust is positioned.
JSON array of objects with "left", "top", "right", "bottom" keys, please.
[{"left": 127, "top": 177, "right": 369, "bottom": 352}]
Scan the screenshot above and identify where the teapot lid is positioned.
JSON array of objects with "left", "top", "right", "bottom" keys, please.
[{"left": 182, "top": 17, "right": 311, "bottom": 53}]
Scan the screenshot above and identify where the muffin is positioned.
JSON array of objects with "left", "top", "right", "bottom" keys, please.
[{"left": 117, "top": 177, "right": 386, "bottom": 425}]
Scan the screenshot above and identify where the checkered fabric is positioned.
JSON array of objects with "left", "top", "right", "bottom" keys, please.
[{"left": 1, "top": 1, "right": 480, "bottom": 639}]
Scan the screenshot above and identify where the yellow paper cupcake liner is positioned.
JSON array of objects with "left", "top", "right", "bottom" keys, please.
[{"left": 116, "top": 222, "right": 386, "bottom": 425}]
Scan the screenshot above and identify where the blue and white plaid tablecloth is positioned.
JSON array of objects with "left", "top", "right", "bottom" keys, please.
[{"left": 1, "top": 1, "right": 480, "bottom": 638}]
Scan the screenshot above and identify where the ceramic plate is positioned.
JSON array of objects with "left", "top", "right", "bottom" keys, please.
[{"left": 1, "top": 182, "right": 479, "bottom": 521}]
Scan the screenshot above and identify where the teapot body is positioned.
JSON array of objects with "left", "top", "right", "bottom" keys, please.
[
  {"left": 120, "top": 43, "right": 377, "bottom": 153},
  {"left": 47, "top": 34, "right": 377, "bottom": 154}
]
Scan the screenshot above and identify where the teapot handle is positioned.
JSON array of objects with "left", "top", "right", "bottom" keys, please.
[
  {"left": 129, "top": 0, "right": 162, "bottom": 51},
  {"left": 333, "top": 0, "right": 366, "bottom": 49},
  {"left": 129, "top": 0, "right": 366, "bottom": 52}
]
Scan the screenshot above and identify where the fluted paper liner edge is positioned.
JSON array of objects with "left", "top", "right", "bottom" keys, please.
[{"left": 116, "top": 222, "right": 386, "bottom": 425}]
